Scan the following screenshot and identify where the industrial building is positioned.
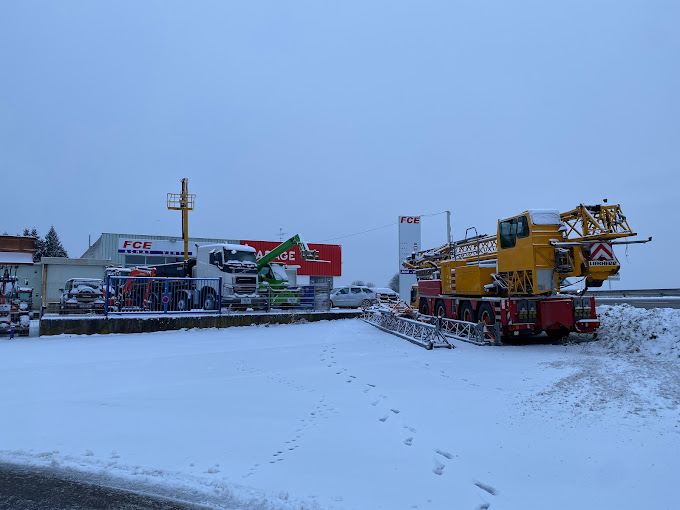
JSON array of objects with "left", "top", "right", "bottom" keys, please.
[{"left": 81, "top": 233, "right": 342, "bottom": 287}]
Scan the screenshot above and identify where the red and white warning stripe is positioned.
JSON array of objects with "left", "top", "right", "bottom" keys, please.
[{"left": 590, "top": 242, "right": 613, "bottom": 260}]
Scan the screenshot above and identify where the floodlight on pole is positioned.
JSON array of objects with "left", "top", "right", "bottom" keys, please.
[{"left": 167, "top": 178, "right": 196, "bottom": 261}]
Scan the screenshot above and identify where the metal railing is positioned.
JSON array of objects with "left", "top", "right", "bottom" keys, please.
[
  {"left": 47, "top": 280, "right": 107, "bottom": 316},
  {"left": 255, "top": 283, "right": 331, "bottom": 313},
  {"left": 103, "top": 278, "right": 332, "bottom": 315},
  {"left": 105, "top": 276, "right": 222, "bottom": 314}
]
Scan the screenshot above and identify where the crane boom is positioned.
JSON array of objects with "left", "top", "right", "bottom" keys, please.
[{"left": 255, "top": 234, "right": 319, "bottom": 270}]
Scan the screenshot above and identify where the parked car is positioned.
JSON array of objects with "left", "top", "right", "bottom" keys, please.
[
  {"left": 59, "top": 278, "right": 106, "bottom": 314},
  {"left": 330, "top": 286, "right": 377, "bottom": 309},
  {"left": 371, "top": 287, "right": 400, "bottom": 303}
]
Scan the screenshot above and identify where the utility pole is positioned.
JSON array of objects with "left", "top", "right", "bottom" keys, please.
[
  {"left": 446, "top": 210, "right": 451, "bottom": 246},
  {"left": 167, "top": 178, "right": 196, "bottom": 261}
]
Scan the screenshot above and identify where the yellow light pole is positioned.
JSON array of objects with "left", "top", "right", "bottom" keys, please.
[{"left": 167, "top": 178, "right": 196, "bottom": 261}]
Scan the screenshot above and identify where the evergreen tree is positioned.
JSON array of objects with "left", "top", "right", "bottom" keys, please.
[
  {"left": 23, "top": 227, "right": 46, "bottom": 262},
  {"left": 43, "top": 226, "right": 68, "bottom": 258}
]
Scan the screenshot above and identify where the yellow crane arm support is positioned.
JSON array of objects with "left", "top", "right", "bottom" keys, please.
[{"left": 560, "top": 204, "right": 636, "bottom": 241}]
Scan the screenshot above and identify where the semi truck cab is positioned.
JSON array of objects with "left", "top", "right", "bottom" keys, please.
[{"left": 194, "top": 244, "right": 260, "bottom": 309}]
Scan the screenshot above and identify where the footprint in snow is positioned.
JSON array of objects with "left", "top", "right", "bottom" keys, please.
[
  {"left": 432, "top": 459, "right": 445, "bottom": 475},
  {"left": 403, "top": 437, "right": 413, "bottom": 446},
  {"left": 379, "top": 415, "right": 388, "bottom": 422},
  {"left": 435, "top": 449, "right": 453, "bottom": 459},
  {"left": 474, "top": 481, "right": 498, "bottom": 495},
  {"left": 390, "top": 409, "right": 400, "bottom": 414}
]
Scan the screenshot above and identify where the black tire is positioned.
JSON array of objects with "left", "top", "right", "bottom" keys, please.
[
  {"left": 202, "top": 290, "right": 217, "bottom": 310},
  {"left": 478, "top": 302, "right": 495, "bottom": 325},
  {"left": 460, "top": 302, "right": 475, "bottom": 323},
  {"left": 147, "top": 294, "right": 158, "bottom": 312},
  {"left": 435, "top": 301, "right": 447, "bottom": 318},
  {"left": 174, "top": 292, "right": 189, "bottom": 312},
  {"left": 419, "top": 300, "right": 429, "bottom": 315}
]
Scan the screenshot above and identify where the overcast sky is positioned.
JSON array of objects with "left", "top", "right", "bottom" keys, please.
[{"left": 1, "top": 1, "right": 678, "bottom": 289}]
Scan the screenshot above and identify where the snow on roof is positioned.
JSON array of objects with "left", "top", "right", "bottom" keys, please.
[
  {"left": 0, "top": 252, "right": 33, "bottom": 265},
  {"left": 199, "top": 243, "right": 255, "bottom": 253},
  {"left": 528, "top": 209, "right": 561, "bottom": 225}
]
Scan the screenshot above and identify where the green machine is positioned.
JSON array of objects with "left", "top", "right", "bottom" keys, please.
[{"left": 257, "top": 235, "right": 320, "bottom": 309}]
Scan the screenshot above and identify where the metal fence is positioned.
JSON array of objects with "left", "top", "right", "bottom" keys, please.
[
  {"left": 105, "top": 276, "right": 221, "bottom": 314},
  {"left": 46, "top": 279, "right": 108, "bottom": 315},
  {"left": 102, "top": 277, "right": 331, "bottom": 315}
]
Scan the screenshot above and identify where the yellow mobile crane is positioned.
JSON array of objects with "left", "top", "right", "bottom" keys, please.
[{"left": 404, "top": 203, "right": 650, "bottom": 339}]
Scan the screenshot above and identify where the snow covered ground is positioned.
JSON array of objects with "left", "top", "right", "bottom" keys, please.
[{"left": 1, "top": 305, "right": 678, "bottom": 510}]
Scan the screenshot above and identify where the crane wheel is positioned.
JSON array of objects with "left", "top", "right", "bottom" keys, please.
[
  {"left": 435, "top": 301, "right": 447, "bottom": 318},
  {"left": 478, "top": 303, "right": 495, "bottom": 325},
  {"left": 419, "top": 300, "right": 429, "bottom": 315},
  {"left": 460, "top": 302, "right": 475, "bottom": 323}
]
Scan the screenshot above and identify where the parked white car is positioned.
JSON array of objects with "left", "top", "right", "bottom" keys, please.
[
  {"left": 330, "top": 286, "right": 377, "bottom": 309},
  {"left": 371, "top": 287, "right": 399, "bottom": 303}
]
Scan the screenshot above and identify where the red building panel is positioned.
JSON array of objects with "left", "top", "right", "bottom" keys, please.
[{"left": 240, "top": 240, "right": 341, "bottom": 277}]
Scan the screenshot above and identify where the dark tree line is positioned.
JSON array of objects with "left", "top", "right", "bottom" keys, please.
[{"left": 20, "top": 226, "right": 68, "bottom": 262}]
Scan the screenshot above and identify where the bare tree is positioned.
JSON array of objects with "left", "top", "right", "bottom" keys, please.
[
  {"left": 388, "top": 273, "right": 399, "bottom": 292},
  {"left": 351, "top": 280, "right": 375, "bottom": 287}
]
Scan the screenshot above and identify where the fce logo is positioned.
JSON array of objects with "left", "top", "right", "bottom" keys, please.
[
  {"left": 122, "top": 241, "right": 152, "bottom": 249},
  {"left": 400, "top": 217, "right": 420, "bottom": 224}
]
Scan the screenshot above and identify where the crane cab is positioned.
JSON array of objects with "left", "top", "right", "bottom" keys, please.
[{"left": 496, "top": 210, "right": 562, "bottom": 295}]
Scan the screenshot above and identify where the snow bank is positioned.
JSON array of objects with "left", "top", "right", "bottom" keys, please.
[{"left": 594, "top": 304, "right": 680, "bottom": 360}]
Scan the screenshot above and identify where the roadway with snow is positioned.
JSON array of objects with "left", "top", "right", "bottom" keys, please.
[{"left": 1, "top": 305, "right": 678, "bottom": 510}]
